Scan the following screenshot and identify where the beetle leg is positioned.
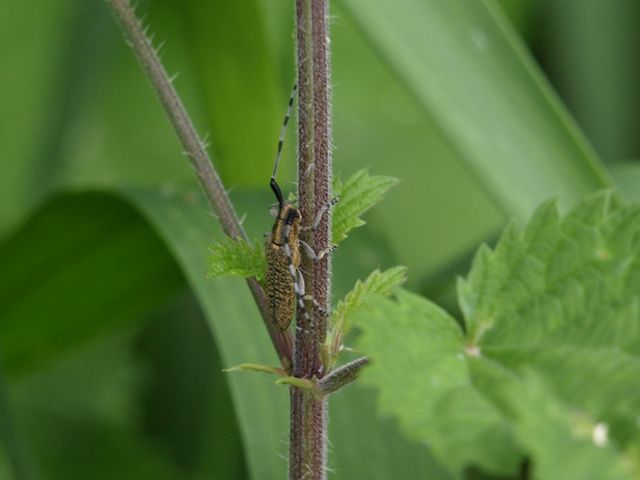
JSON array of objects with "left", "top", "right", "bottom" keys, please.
[
  {"left": 300, "top": 240, "right": 337, "bottom": 261},
  {"left": 300, "top": 197, "right": 339, "bottom": 231},
  {"left": 297, "top": 271, "right": 328, "bottom": 317}
]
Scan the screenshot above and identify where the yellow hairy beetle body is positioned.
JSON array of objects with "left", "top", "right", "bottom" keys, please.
[{"left": 265, "top": 201, "right": 302, "bottom": 331}]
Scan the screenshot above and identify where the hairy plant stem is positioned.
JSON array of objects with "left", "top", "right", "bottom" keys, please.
[
  {"left": 105, "top": 0, "right": 292, "bottom": 368},
  {"left": 290, "top": 1, "right": 332, "bottom": 479}
]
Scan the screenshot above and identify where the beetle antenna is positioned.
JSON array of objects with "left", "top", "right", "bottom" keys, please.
[
  {"left": 270, "top": 178, "right": 285, "bottom": 209},
  {"left": 270, "top": 82, "right": 297, "bottom": 208}
]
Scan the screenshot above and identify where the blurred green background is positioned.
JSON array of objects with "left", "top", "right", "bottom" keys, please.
[{"left": 0, "top": 0, "right": 639, "bottom": 479}]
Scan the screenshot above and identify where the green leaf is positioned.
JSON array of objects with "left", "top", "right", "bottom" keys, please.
[
  {"left": 328, "top": 266, "right": 407, "bottom": 359},
  {"left": 331, "top": 4, "right": 504, "bottom": 282},
  {"left": 0, "top": 193, "right": 184, "bottom": 374},
  {"left": 11, "top": 333, "right": 188, "bottom": 480},
  {"left": 332, "top": 170, "right": 398, "bottom": 243},
  {"left": 0, "top": 193, "right": 248, "bottom": 478},
  {"left": 497, "top": 371, "right": 638, "bottom": 480},
  {"left": 206, "top": 236, "right": 265, "bottom": 282},
  {"left": 0, "top": 366, "right": 35, "bottom": 480},
  {"left": 119, "top": 187, "right": 288, "bottom": 480},
  {"left": 224, "top": 364, "right": 284, "bottom": 376},
  {"left": 356, "top": 290, "right": 520, "bottom": 475},
  {"left": 612, "top": 162, "right": 640, "bottom": 202},
  {"left": 330, "top": 383, "right": 455, "bottom": 480},
  {"left": 138, "top": 293, "right": 247, "bottom": 480},
  {"left": 181, "top": 0, "right": 285, "bottom": 186},
  {"left": 539, "top": 2, "right": 640, "bottom": 162},
  {"left": 274, "top": 376, "right": 315, "bottom": 390},
  {"left": 358, "top": 193, "right": 640, "bottom": 477},
  {"left": 430, "top": 384, "right": 521, "bottom": 474},
  {"left": 337, "top": 0, "right": 610, "bottom": 218},
  {"left": 0, "top": 0, "right": 82, "bottom": 234},
  {"left": 487, "top": 345, "right": 640, "bottom": 444},
  {"left": 460, "top": 191, "right": 640, "bottom": 352}
]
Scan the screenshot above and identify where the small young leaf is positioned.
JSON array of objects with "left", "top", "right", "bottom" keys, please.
[
  {"left": 328, "top": 266, "right": 407, "bottom": 359},
  {"left": 224, "top": 363, "right": 285, "bottom": 376},
  {"left": 275, "top": 376, "right": 316, "bottom": 391},
  {"left": 332, "top": 170, "right": 398, "bottom": 243},
  {"left": 206, "top": 237, "right": 265, "bottom": 282}
]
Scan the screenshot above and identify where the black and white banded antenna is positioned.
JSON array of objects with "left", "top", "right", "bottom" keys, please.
[{"left": 270, "top": 83, "right": 298, "bottom": 209}]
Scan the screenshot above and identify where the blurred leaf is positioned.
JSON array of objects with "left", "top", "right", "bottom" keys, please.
[
  {"left": 0, "top": 367, "right": 37, "bottom": 480},
  {"left": 12, "top": 333, "right": 186, "bottom": 480},
  {"left": 206, "top": 237, "right": 265, "bottom": 282},
  {"left": 58, "top": 2, "right": 205, "bottom": 188},
  {"left": 496, "top": 0, "right": 537, "bottom": 41},
  {"left": 330, "top": 383, "right": 455, "bottom": 480},
  {"left": 331, "top": 7, "right": 504, "bottom": 283},
  {"left": 539, "top": 0, "right": 640, "bottom": 161},
  {"left": 358, "top": 193, "right": 640, "bottom": 476},
  {"left": 0, "top": 193, "right": 184, "bottom": 374},
  {"left": 611, "top": 162, "right": 640, "bottom": 202},
  {"left": 332, "top": 170, "right": 398, "bottom": 243},
  {"left": 56, "top": 0, "right": 283, "bottom": 190},
  {"left": 97, "top": 187, "right": 288, "bottom": 480},
  {"left": 181, "top": 0, "right": 284, "bottom": 186},
  {"left": 0, "top": 0, "right": 80, "bottom": 234},
  {"left": 0, "top": 190, "right": 251, "bottom": 479},
  {"left": 497, "top": 371, "right": 637, "bottom": 480},
  {"left": 338, "top": 0, "right": 611, "bottom": 218},
  {"left": 137, "top": 293, "right": 247, "bottom": 479}
]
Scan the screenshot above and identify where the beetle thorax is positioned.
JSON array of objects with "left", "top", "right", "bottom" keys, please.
[{"left": 271, "top": 203, "right": 301, "bottom": 246}]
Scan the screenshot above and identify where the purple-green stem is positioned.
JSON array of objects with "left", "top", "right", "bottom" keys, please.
[{"left": 291, "top": 1, "right": 332, "bottom": 479}]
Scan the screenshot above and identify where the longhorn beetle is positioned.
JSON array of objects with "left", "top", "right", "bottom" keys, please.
[{"left": 265, "top": 83, "right": 336, "bottom": 332}]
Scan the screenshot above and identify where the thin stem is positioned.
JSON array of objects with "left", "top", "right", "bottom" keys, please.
[
  {"left": 310, "top": 0, "right": 332, "bottom": 374},
  {"left": 291, "top": 2, "right": 315, "bottom": 476},
  {"left": 295, "top": 0, "right": 315, "bottom": 378},
  {"left": 290, "top": 0, "right": 332, "bottom": 479},
  {"left": 105, "top": 0, "right": 292, "bottom": 367}
]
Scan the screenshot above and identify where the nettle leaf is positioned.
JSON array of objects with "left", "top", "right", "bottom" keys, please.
[
  {"left": 459, "top": 191, "right": 640, "bottom": 352},
  {"left": 332, "top": 170, "right": 398, "bottom": 243},
  {"left": 206, "top": 237, "right": 265, "bottom": 282},
  {"left": 358, "top": 192, "right": 640, "bottom": 478},
  {"left": 498, "top": 371, "right": 634, "bottom": 480},
  {"left": 328, "top": 267, "right": 407, "bottom": 358},
  {"left": 357, "top": 290, "right": 522, "bottom": 475}
]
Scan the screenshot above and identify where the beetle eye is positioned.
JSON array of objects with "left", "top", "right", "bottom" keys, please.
[{"left": 268, "top": 204, "right": 279, "bottom": 217}]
